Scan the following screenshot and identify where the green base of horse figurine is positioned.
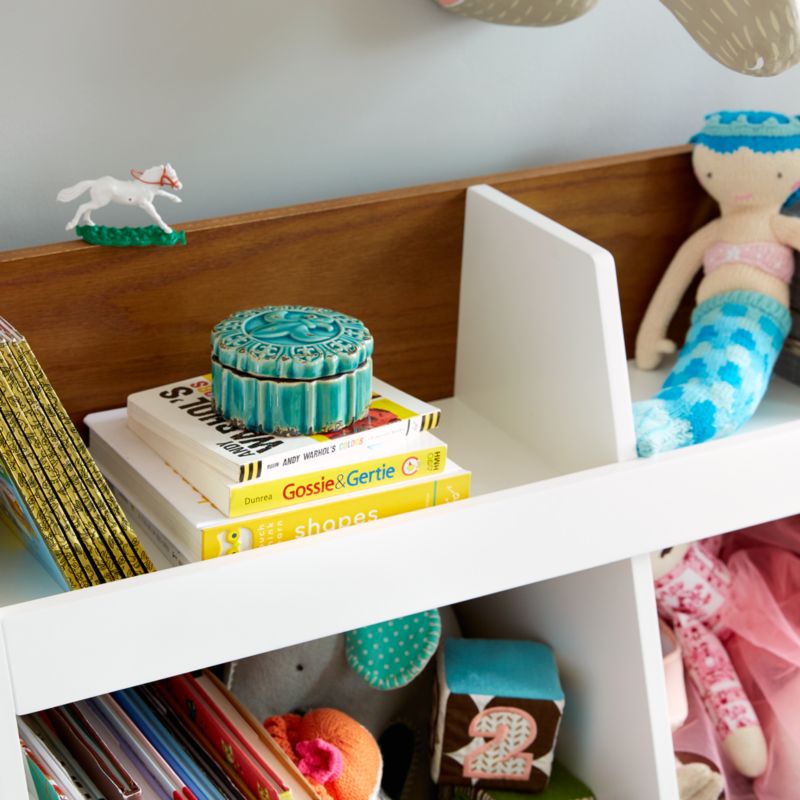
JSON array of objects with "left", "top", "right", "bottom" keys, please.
[{"left": 76, "top": 225, "right": 186, "bottom": 247}]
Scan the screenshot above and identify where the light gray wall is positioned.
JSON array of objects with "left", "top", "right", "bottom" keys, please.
[{"left": 3, "top": 0, "right": 800, "bottom": 251}]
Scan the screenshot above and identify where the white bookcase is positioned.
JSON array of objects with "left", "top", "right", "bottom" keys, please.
[{"left": 2, "top": 183, "right": 800, "bottom": 798}]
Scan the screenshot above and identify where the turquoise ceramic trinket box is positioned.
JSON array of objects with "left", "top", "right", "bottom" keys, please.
[{"left": 211, "top": 305, "right": 374, "bottom": 435}]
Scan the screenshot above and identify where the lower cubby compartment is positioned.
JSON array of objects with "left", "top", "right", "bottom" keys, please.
[
  {"left": 651, "top": 515, "right": 800, "bottom": 800},
  {"left": 12, "top": 555, "right": 677, "bottom": 800},
  {"left": 456, "top": 557, "right": 676, "bottom": 800}
]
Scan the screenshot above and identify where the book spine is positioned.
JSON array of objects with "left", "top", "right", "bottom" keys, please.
[
  {"left": 163, "top": 675, "right": 285, "bottom": 800},
  {"left": 0, "top": 356, "right": 91, "bottom": 587},
  {"left": 112, "top": 489, "right": 189, "bottom": 568},
  {"left": 250, "top": 406, "right": 443, "bottom": 482},
  {"left": 0, "top": 338, "right": 122, "bottom": 582},
  {"left": 130, "top": 381, "right": 441, "bottom": 483},
  {"left": 202, "top": 471, "right": 471, "bottom": 558},
  {"left": 228, "top": 443, "right": 448, "bottom": 517},
  {"left": 45, "top": 705, "right": 140, "bottom": 799},
  {"left": 19, "top": 739, "right": 71, "bottom": 800},
  {"left": 9, "top": 330, "right": 154, "bottom": 576},
  {"left": 0, "top": 445, "right": 82, "bottom": 588}
]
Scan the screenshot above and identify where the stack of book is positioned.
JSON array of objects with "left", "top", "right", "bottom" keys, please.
[
  {"left": 20, "top": 669, "right": 317, "bottom": 799},
  {"left": 0, "top": 318, "right": 153, "bottom": 590},
  {"left": 87, "top": 375, "right": 470, "bottom": 564}
]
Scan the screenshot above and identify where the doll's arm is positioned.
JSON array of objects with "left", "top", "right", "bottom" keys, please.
[
  {"left": 636, "top": 220, "right": 719, "bottom": 370},
  {"left": 771, "top": 214, "right": 800, "bottom": 250}
]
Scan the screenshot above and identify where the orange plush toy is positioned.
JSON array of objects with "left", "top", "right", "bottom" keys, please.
[{"left": 265, "top": 708, "right": 383, "bottom": 800}]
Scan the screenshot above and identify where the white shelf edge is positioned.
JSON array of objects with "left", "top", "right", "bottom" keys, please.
[
  {"left": 3, "top": 400, "right": 800, "bottom": 713},
  {"left": 3, "top": 361, "right": 798, "bottom": 619}
]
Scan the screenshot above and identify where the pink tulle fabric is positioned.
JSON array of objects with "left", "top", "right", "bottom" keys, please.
[{"left": 671, "top": 517, "right": 800, "bottom": 800}]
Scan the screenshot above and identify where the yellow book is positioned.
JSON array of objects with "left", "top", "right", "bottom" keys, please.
[
  {"left": 87, "top": 409, "right": 470, "bottom": 563},
  {"left": 201, "top": 468, "right": 469, "bottom": 557},
  {"left": 227, "top": 438, "right": 447, "bottom": 517},
  {"left": 131, "top": 416, "right": 447, "bottom": 517}
]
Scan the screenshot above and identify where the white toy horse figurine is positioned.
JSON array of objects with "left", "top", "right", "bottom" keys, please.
[{"left": 57, "top": 164, "right": 183, "bottom": 234}]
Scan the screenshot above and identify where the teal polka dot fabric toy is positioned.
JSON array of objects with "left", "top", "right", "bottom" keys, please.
[
  {"left": 634, "top": 112, "right": 800, "bottom": 456},
  {"left": 344, "top": 610, "right": 441, "bottom": 691}
]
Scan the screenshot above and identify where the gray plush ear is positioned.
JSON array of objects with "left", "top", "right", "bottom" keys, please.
[{"left": 345, "top": 610, "right": 441, "bottom": 691}]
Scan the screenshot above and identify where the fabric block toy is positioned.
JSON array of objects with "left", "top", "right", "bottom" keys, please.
[
  {"left": 634, "top": 111, "right": 800, "bottom": 456},
  {"left": 431, "top": 639, "right": 564, "bottom": 793}
]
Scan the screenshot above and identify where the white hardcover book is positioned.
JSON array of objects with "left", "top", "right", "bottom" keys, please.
[
  {"left": 87, "top": 409, "right": 470, "bottom": 562},
  {"left": 113, "top": 489, "right": 191, "bottom": 569},
  {"left": 127, "top": 415, "right": 447, "bottom": 517},
  {"left": 127, "top": 375, "right": 441, "bottom": 482}
]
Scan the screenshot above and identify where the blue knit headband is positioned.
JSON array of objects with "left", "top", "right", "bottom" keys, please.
[{"left": 690, "top": 111, "right": 800, "bottom": 154}]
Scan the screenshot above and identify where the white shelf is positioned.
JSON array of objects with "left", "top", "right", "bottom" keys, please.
[
  {"left": 435, "top": 396, "right": 559, "bottom": 493},
  {"left": 3, "top": 363, "right": 798, "bottom": 629},
  {"left": 2, "top": 185, "right": 797, "bottom": 798}
]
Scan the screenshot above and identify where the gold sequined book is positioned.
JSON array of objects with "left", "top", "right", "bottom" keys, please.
[{"left": 0, "top": 318, "right": 154, "bottom": 590}]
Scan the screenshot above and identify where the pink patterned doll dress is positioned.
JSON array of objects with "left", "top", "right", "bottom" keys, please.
[
  {"left": 660, "top": 525, "right": 800, "bottom": 800},
  {"left": 655, "top": 543, "right": 760, "bottom": 744}
]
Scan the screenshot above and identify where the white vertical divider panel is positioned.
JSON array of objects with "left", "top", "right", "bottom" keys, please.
[
  {"left": 457, "top": 557, "right": 678, "bottom": 800},
  {"left": 455, "top": 185, "right": 636, "bottom": 472},
  {"left": 0, "top": 629, "right": 27, "bottom": 799},
  {"left": 454, "top": 186, "right": 676, "bottom": 797}
]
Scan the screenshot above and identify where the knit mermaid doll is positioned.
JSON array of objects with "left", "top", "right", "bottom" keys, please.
[{"left": 634, "top": 111, "right": 800, "bottom": 457}]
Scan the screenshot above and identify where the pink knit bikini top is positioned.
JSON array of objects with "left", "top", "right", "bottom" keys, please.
[{"left": 703, "top": 241, "right": 795, "bottom": 285}]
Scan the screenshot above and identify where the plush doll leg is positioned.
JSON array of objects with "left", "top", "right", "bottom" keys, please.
[
  {"left": 672, "top": 613, "right": 768, "bottom": 778},
  {"left": 660, "top": 0, "right": 800, "bottom": 76},
  {"left": 634, "top": 290, "right": 790, "bottom": 457},
  {"left": 433, "top": 0, "right": 597, "bottom": 26}
]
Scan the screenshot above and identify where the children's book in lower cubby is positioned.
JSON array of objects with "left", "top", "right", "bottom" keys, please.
[
  {"left": 19, "top": 668, "right": 318, "bottom": 800},
  {"left": 652, "top": 515, "right": 800, "bottom": 800},
  {"left": 19, "top": 606, "right": 594, "bottom": 800}
]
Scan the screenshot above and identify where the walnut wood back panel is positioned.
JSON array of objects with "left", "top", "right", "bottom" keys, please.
[{"left": 0, "top": 146, "right": 712, "bottom": 431}]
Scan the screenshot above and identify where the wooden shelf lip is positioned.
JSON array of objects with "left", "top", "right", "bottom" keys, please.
[
  {"left": 0, "top": 144, "right": 691, "bottom": 263},
  {"left": 3, "top": 378, "right": 799, "bottom": 715}
]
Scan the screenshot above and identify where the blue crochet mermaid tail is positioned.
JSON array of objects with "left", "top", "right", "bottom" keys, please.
[{"left": 634, "top": 290, "right": 790, "bottom": 457}]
